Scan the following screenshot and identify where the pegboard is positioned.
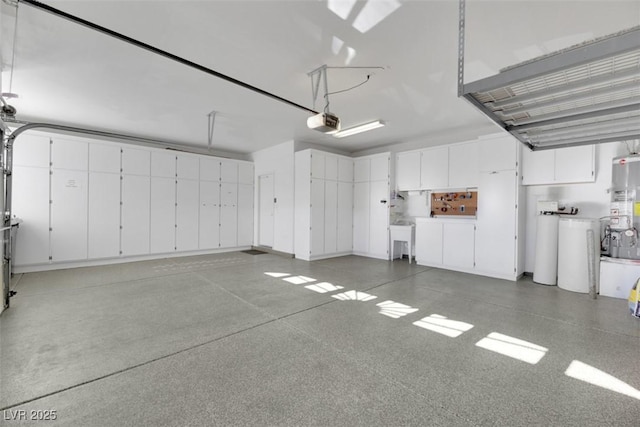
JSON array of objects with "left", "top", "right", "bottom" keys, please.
[{"left": 430, "top": 190, "right": 478, "bottom": 217}]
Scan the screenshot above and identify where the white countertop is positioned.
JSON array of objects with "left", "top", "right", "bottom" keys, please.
[{"left": 415, "top": 216, "right": 476, "bottom": 224}]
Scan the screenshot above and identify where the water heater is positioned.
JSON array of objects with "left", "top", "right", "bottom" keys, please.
[{"left": 603, "top": 155, "right": 640, "bottom": 259}]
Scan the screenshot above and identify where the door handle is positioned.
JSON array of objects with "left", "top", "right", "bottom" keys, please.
[{"left": 380, "top": 200, "right": 387, "bottom": 204}]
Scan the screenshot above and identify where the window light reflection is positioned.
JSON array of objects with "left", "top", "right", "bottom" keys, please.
[
  {"left": 565, "top": 360, "right": 640, "bottom": 400},
  {"left": 332, "top": 290, "right": 377, "bottom": 301},
  {"left": 283, "top": 275, "right": 317, "bottom": 285},
  {"left": 305, "top": 282, "right": 344, "bottom": 294},
  {"left": 413, "top": 314, "right": 474, "bottom": 338},
  {"left": 264, "top": 272, "right": 290, "bottom": 278},
  {"left": 327, "top": 0, "right": 357, "bottom": 20},
  {"left": 352, "top": 0, "right": 401, "bottom": 33},
  {"left": 377, "top": 300, "right": 419, "bottom": 319},
  {"left": 475, "top": 332, "right": 548, "bottom": 365}
]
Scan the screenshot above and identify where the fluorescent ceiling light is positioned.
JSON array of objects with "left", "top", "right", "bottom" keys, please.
[{"left": 333, "top": 120, "right": 385, "bottom": 138}]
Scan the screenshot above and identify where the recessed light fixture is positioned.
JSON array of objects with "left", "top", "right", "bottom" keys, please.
[{"left": 333, "top": 120, "right": 385, "bottom": 138}]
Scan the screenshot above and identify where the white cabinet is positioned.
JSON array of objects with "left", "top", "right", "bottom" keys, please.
[
  {"left": 220, "top": 160, "right": 238, "bottom": 183},
  {"left": 478, "top": 134, "right": 518, "bottom": 172},
  {"left": 14, "top": 133, "right": 50, "bottom": 168},
  {"left": 295, "top": 149, "right": 355, "bottom": 260},
  {"left": 448, "top": 142, "right": 479, "bottom": 188},
  {"left": 337, "top": 181, "right": 353, "bottom": 253},
  {"left": 51, "top": 169, "right": 88, "bottom": 262},
  {"left": 89, "top": 144, "right": 120, "bottom": 174},
  {"left": 396, "top": 151, "right": 421, "bottom": 191},
  {"left": 238, "top": 162, "right": 253, "bottom": 185},
  {"left": 176, "top": 179, "right": 199, "bottom": 251},
  {"left": 475, "top": 170, "right": 518, "bottom": 278},
  {"left": 415, "top": 220, "right": 443, "bottom": 265},
  {"left": 122, "top": 148, "right": 150, "bottom": 176},
  {"left": 13, "top": 166, "right": 50, "bottom": 265},
  {"left": 200, "top": 157, "right": 221, "bottom": 182},
  {"left": 352, "top": 153, "right": 390, "bottom": 260},
  {"left": 442, "top": 222, "right": 475, "bottom": 269},
  {"left": 237, "top": 184, "right": 254, "bottom": 246},
  {"left": 420, "top": 146, "right": 448, "bottom": 189},
  {"left": 52, "top": 138, "right": 88, "bottom": 171},
  {"left": 199, "top": 181, "right": 220, "bottom": 249},
  {"left": 522, "top": 145, "right": 595, "bottom": 185},
  {"left": 121, "top": 175, "right": 150, "bottom": 256},
  {"left": 151, "top": 152, "right": 176, "bottom": 178},
  {"left": 149, "top": 177, "right": 176, "bottom": 253},
  {"left": 88, "top": 172, "right": 120, "bottom": 259},
  {"left": 415, "top": 219, "right": 475, "bottom": 271},
  {"left": 219, "top": 182, "right": 238, "bottom": 248},
  {"left": 177, "top": 155, "right": 199, "bottom": 180}
]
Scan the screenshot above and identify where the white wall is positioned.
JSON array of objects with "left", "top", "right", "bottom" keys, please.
[
  {"left": 251, "top": 140, "right": 295, "bottom": 254},
  {"left": 524, "top": 142, "right": 627, "bottom": 272}
]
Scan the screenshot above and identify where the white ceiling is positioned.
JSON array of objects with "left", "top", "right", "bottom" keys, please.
[{"left": 1, "top": 0, "right": 638, "bottom": 156}]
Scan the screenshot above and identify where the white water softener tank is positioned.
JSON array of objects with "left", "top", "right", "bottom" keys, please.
[{"left": 558, "top": 218, "right": 600, "bottom": 293}]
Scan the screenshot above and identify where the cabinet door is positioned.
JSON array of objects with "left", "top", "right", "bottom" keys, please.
[
  {"left": 415, "top": 221, "right": 443, "bottom": 265},
  {"left": 324, "top": 180, "right": 338, "bottom": 254},
  {"left": 325, "top": 156, "right": 338, "bottom": 181},
  {"left": 337, "top": 182, "right": 353, "bottom": 252},
  {"left": 369, "top": 180, "right": 389, "bottom": 258},
  {"left": 370, "top": 154, "right": 389, "bottom": 182},
  {"left": 200, "top": 157, "right": 221, "bottom": 182},
  {"left": 219, "top": 182, "right": 238, "bottom": 247},
  {"left": 89, "top": 144, "right": 120, "bottom": 174},
  {"left": 479, "top": 135, "right": 517, "bottom": 172},
  {"left": 13, "top": 166, "right": 50, "bottom": 265},
  {"left": 310, "top": 178, "right": 325, "bottom": 256},
  {"left": 475, "top": 171, "right": 517, "bottom": 276},
  {"left": 448, "top": 142, "right": 479, "bottom": 188},
  {"left": 14, "top": 134, "right": 50, "bottom": 168},
  {"left": 396, "top": 151, "right": 421, "bottom": 191},
  {"left": 121, "top": 175, "right": 150, "bottom": 256},
  {"left": 176, "top": 179, "right": 199, "bottom": 251},
  {"left": 555, "top": 145, "right": 595, "bottom": 184},
  {"left": 122, "top": 148, "right": 150, "bottom": 176},
  {"left": 237, "top": 184, "right": 254, "bottom": 246},
  {"left": 199, "top": 181, "right": 220, "bottom": 249},
  {"left": 176, "top": 156, "right": 199, "bottom": 180},
  {"left": 88, "top": 172, "right": 120, "bottom": 259},
  {"left": 51, "top": 169, "right": 88, "bottom": 261},
  {"left": 238, "top": 162, "right": 253, "bottom": 185},
  {"left": 311, "top": 152, "right": 325, "bottom": 179},
  {"left": 151, "top": 152, "right": 176, "bottom": 178},
  {"left": 420, "top": 147, "right": 448, "bottom": 189},
  {"left": 220, "top": 160, "right": 238, "bottom": 183},
  {"left": 338, "top": 157, "right": 353, "bottom": 182},
  {"left": 442, "top": 223, "right": 475, "bottom": 269},
  {"left": 52, "top": 139, "right": 88, "bottom": 171},
  {"left": 150, "top": 177, "right": 176, "bottom": 253},
  {"left": 353, "top": 182, "right": 370, "bottom": 253},
  {"left": 522, "top": 148, "right": 554, "bottom": 185},
  {"left": 354, "top": 159, "right": 370, "bottom": 183}
]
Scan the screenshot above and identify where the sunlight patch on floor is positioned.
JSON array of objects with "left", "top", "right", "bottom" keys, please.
[
  {"left": 332, "top": 290, "right": 377, "bottom": 302},
  {"left": 264, "top": 272, "right": 290, "bottom": 278},
  {"left": 283, "top": 275, "right": 317, "bottom": 285},
  {"left": 476, "top": 332, "right": 548, "bottom": 365},
  {"left": 376, "top": 300, "right": 419, "bottom": 318},
  {"left": 413, "top": 314, "right": 474, "bottom": 338},
  {"left": 565, "top": 360, "right": 640, "bottom": 400},
  {"left": 305, "top": 282, "right": 344, "bottom": 294}
]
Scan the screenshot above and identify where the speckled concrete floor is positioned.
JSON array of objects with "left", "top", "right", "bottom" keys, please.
[{"left": 1, "top": 253, "right": 639, "bottom": 426}]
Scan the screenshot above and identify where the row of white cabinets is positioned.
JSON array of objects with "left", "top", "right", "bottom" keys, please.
[
  {"left": 521, "top": 144, "right": 595, "bottom": 185},
  {"left": 415, "top": 220, "right": 476, "bottom": 269},
  {"left": 13, "top": 133, "right": 253, "bottom": 267},
  {"left": 396, "top": 134, "right": 520, "bottom": 191},
  {"left": 294, "top": 150, "right": 390, "bottom": 261},
  {"left": 13, "top": 135, "right": 253, "bottom": 183}
]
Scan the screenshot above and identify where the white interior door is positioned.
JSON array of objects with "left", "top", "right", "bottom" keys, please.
[{"left": 259, "top": 174, "right": 274, "bottom": 247}]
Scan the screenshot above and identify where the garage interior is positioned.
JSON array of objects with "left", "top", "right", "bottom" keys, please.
[{"left": 1, "top": 1, "right": 640, "bottom": 426}]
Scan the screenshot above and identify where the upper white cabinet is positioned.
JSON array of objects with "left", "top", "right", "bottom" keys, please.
[
  {"left": 354, "top": 157, "right": 370, "bottom": 182},
  {"left": 420, "top": 146, "right": 449, "bottom": 189},
  {"left": 176, "top": 155, "right": 199, "bottom": 180},
  {"left": 122, "top": 148, "right": 150, "bottom": 176},
  {"left": 200, "top": 157, "right": 222, "bottom": 181},
  {"left": 220, "top": 160, "right": 238, "bottom": 183},
  {"left": 338, "top": 157, "right": 354, "bottom": 182},
  {"left": 396, "top": 151, "right": 421, "bottom": 191},
  {"left": 89, "top": 143, "right": 120, "bottom": 174},
  {"left": 151, "top": 151, "right": 176, "bottom": 178},
  {"left": 448, "top": 142, "right": 479, "bottom": 188},
  {"left": 14, "top": 133, "right": 50, "bottom": 168},
  {"left": 52, "top": 138, "right": 88, "bottom": 171},
  {"left": 478, "top": 134, "right": 518, "bottom": 172},
  {"left": 238, "top": 162, "right": 253, "bottom": 185},
  {"left": 522, "top": 145, "right": 595, "bottom": 185}
]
